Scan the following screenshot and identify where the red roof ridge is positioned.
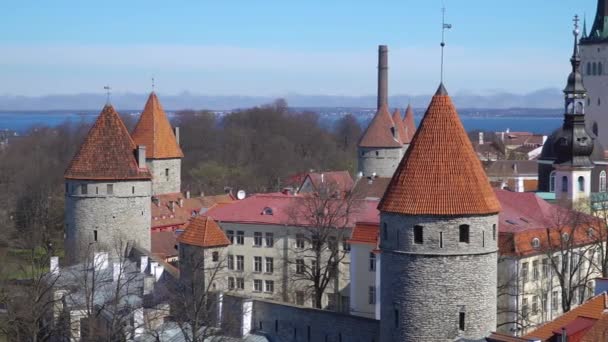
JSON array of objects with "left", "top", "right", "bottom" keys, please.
[
  {"left": 379, "top": 84, "right": 500, "bottom": 215},
  {"left": 358, "top": 104, "right": 403, "bottom": 148},
  {"left": 403, "top": 104, "right": 416, "bottom": 143},
  {"left": 131, "top": 92, "right": 184, "bottom": 159},
  {"left": 65, "top": 104, "right": 151, "bottom": 180}
]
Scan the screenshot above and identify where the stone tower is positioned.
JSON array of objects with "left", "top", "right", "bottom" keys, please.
[
  {"left": 378, "top": 83, "right": 500, "bottom": 341},
  {"left": 131, "top": 92, "right": 184, "bottom": 195},
  {"left": 555, "top": 17, "right": 595, "bottom": 207},
  {"left": 358, "top": 45, "right": 404, "bottom": 178},
  {"left": 580, "top": 0, "right": 608, "bottom": 146},
  {"left": 64, "top": 104, "right": 152, "bottom": 263}
]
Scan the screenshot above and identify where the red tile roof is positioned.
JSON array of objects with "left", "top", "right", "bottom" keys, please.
[
  {"left": 358, "top": 104, "right": 402, "bottom": 148},
  {"left": 205, "top": 193, "right": 380, "bottom": 227},
  {"left": 152, "top": 193, "right": 235, "bottom": 230},
  {"left": 524, "top": 293, "right": 608, "bottom": 341},
  {"left": 402, "top": 104, "right": 416, "bottom": 143},
  {"left": 177, "top": 216, "right": 230, "bottom": 248},
  {"left": 379, "top": 84, "right": 500, "bottom": 215},
  {"left": 151, "top": 231, "right": 179, "bottom": 259},
  {"left": 351, "top": 176, "right": 391, "bottom": 200},
  {"left": 300, "top": 171, "right": 354, "bottom": 194},
  {"left": 391, "top": 108, "right": 407, "bottom": 145},
  {"left": 65, "top": 105, "right": 152, "bottom": 180},
  {"left": 348, "top": 223, "right": 379, "bottom": 245},
  {"left": 131, "top": 92, "right": 184, "bottom": 159}
]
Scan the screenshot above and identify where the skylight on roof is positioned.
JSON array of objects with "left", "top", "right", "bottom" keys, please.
[{"left": 505, "top": 219, "right": 517, "bottom": 225}]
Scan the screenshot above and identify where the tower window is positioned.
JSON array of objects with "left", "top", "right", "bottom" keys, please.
[
  {"left": 65, "top": 183, "right": 69, "bottom": 194},
  {"left": 93, "top": 230, "right": 98, "bottom": 242},
  {"left": 107, "top": 184, "right": 114, "bottom": 195},
  {"left": 578, "top": 176, "right": 585, "bottom": 192},
  {"left": 165, "top": 168, "right": 170, "bottom": 181},
  {"left": 394, "top": 309, "right": 399, "bottom": 328},
  {"left": 383, "top": 223, "right": 387, "bottom": 240},
  {"left": 493, "top": 224, "right": 497, "bottom": 241},
  {"left": 132, "top": 186, "right": 135, "bottom": 194},
  {"left": 81, "top": 184, "right": 87, "bottom": 195},
  {"left": 459, "top": 312, "right": 466, "bottom": 331},
  {"left": 562, "top": 176, "right": 568, "bottom": 192},
  {"left": 600, "top": 171, "right": 607, "bottom": 192},
  {"left": 459, "top": 225, "right": 470, "bottom": 243},
  {"left": 369, "top": 252, "right": 376, "bottom": 271},
  {"left": 375, "top": 151, "right": 379, "bottom": 156},
  {"left": 482, "top": 231, "right": 485, "bottom": 247},
  {"left": 549, "top": 171, "right": 556, "bottom": 193},
  {"left": 413, "top": 225, "right": 423, "bottom": 244},
  {"left": 439, "top": 231, "right": 443, "bottom": 248}
]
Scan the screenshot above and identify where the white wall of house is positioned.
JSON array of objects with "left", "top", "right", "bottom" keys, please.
[{"left": 348, "top": 243, "right": 376, "bottom": 318}]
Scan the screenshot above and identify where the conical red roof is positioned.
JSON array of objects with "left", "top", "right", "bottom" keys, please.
[
  {"left": 379, "top": 84, "right": 500, "bottom": 215},
  {"left": 131, "top": 92, "right": 184, "bottom": 159},
  {"left": 358, "top": 104, "right": 402, "bottom": 148},
  {"left": 65, "top": 105, "right": 151, "bottom": 180},
  {"left": 391, "top": 108, "right": 407, "bottom": 145},
  {"left": 177, "top": 216, "right": 230, "bottom": 248},
  {"left": 403, "top": 104, "right": 416, "bottom": 143}
]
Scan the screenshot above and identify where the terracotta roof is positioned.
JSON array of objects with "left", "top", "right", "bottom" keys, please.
[
  {"left": 402, "top": 104, "right": 416, "bottom": 143},
  {"left": 177, "top": 216, "right": 230, "bottom": 248},
  {"left": 348, "top": 223, "right": 379, "bottom": 245},
  {"left": 358, "top": 104, "right": 402, "bottom": 148},
  {"left": 351, "top": 176, "right": 391, "bottom": 200},
  {"left": 65, "top": 105, "right": 152, "bottom": 180},
  {"left": 131, "top": 92, "right": 184, "bottom": 159},
  {"left": 391, "top": 108, "right": 407, "bottom": 144},
  {"left": 299, "top": 171, "right": 354, "bottom": 194},
  {"left": 152, "top": 193, "right": 235, "bottom": 230},
  {"left": 486, "top": 332, "right": 531, "bottom": 342},
  {"left": 379, "top": 84, "right": 500, "bottom": 215},
  {"left": 151, "top": 231, "right": 179, "bottom": 258},
  {"left": 524, "top": 293, "right": 608, "bottom": 341}
]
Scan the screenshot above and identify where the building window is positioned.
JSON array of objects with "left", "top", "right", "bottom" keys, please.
[
  {"left": 131, "top": 186, "right": 135, "bottom": 194},
  {"left": 342, "top": 238, "right": 350, "bottom": 252},
  {"left": 236, "top": 255, "right": 244, "bottom": 271},
  {"left": 265, "top": 232, "right": 274, "bottom": 247},
  {"left": 383, "top": 223, "right": 387, "bottom": 240},
  {"left": 265, "top": 280, "right": 274, "bottom": 293},
  {"left": 65, "top": 183, "right": 69, "bottom": 194},
  {"left": 562, "top": 176, "right": 568, "bottom": 192},
  {"left": 542, "top": 293, "right": 548, "bottom": 312},
  {"left": 601, "top": 171, "right": 607, "bottom": 192},
  {"left": 81, "top": 184, "right": 87, "bottom": 195},
  {"left": 228, "top": 277, "right": 235, "bottom": 290},
  {"left": 578, "top": 176, "right": 585, "bottom": 192},
  {"left": 253, "top": 279, "right": 263, "bottom": 292},
  {"left": 439, "top": 231, "right": 444, "bottom": 248},
  {"left": 542, "top": 258, "right": 549, "bottom": 278},
  {"left": 549, "top": 171, "right": 556, "bottom": 193},
  {"left": 93, "top": 230, "right": 98, "bottom": 242},
  {"left": 593, "top": 62, "right": 598, "bottom": 75},
  {"left": 236, "top": 231, "right": 244, "bottom": 245},
  {"left": 413, "top": 225, "right": 423, "bottom": 244},
  {"left": 165, "top": 168, "right": 169, "bottom": 181},
  {"left": 368, "top": 286, "right": 376, "bottom": 304},
  {"left": 459, "top": 311, "right": 466, "bottom": 331},
  {"left": 236, "top": 277, "right": 244, "bottom": 290},
  {"left": 296, "top": 291, "right": 305, "bottom": 305},
  {"left": 254, "top": 232, "right": 263, "bottom": 246},
  {"left": 265, "top": 257, "right": 273, "bottom": 273},
  {"left": 328, "top": 236, "right": 338, "bottom": 251},
  {"left": 369, "top": 252, "right": 376, "bottom": 271},
  {"left": 254, "top": 256, "right": 262, "bottom": 273},
  {"left": 296, "top": 234, "right": 305, "bottom": 249},
  {"left": 532, "top": 295, "right": 539, "bottom": 315},
  {"left": 587, "top": 62, "right": 591, "bottom": 75},
  {"left": 212, "top": 251, "right": 219, "bottom": 262},
  {"left": 459, "top": 224, "right": 470, "bottom": 243},
  {"left": 296, "top": 259, "right": 305, "bottom": 274},
  {"left": 227, "top": 255, "right": 234, "bottom": 270},
  {"left": 522, "top": 298, "right": 529, "bottom": 317},
  {"left": 227, "top": 230, "right": 234, "bottom": 244},
  {"left": 552, "top": 291, "right": 558, "bottom": 311},
  {"left": 522, "top": 262, "right": 529, "bottom": 283},
  {"left": 394, "top": 309, "right": 399, "bottom": 328},
  {"left": 579, "top": 286, "right": 585, "bottom": 304},
  {"left": 107, "top": 184, "right": 113, "bottom": 195},
  {"left": 532, "top": 260, "right": 539, "bottom": 281}
]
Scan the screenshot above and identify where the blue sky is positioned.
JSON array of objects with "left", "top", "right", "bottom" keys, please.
[{"left": 0, "top": 0, "right": 598, "bottom": 96}]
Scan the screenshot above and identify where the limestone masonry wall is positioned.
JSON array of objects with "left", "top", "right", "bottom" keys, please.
[
  {"left": 148, "top": 158, "right": 181, "bottom": 195},
  {"left": 357, "top": 147, "right": 403, "bottom": 178}
]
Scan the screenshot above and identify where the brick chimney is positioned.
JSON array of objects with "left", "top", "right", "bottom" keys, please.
[
  {"left": 377, "top": 45, "right": 388, "bottom": 110},
  {"left": 137, "top": 145, "right": 146, "bottom": 168},
  {"left": 174, "top": 127, "right": 180, "bottom": 145}
]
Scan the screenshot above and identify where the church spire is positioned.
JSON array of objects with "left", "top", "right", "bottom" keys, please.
[
  {"left": 564, "top": 15, "right": 586, "bottom": 114},
  {"left": 583, "top": 15, "right": 588, "bottom": 38},
  {"left": 587, "top": 0, "right": 608, "bottom": 40}
]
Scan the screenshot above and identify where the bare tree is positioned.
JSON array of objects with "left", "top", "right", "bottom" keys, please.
[{"left": 286, "top": 181, "right": 359, "bottom": 310}]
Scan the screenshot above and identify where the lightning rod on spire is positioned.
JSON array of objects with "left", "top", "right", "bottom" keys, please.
[
  {"left": 440, "top": 5, "right": 452, "bottom": 84},
  {"left": 104, "top": 85, "right": 111, "bottom": 105},
  {"left": 152, "top": 77, "right": 155, "bottom": 92}
]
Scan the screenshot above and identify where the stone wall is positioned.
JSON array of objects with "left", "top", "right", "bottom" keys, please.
[
  {"left": 65, "top": 179, "right": 152, "bottom": 263},
  {"left": 357, "top": 147, "right": 403, "bottom": 178},
  {"left": 147, "top": 158, "right": 181, "bottom": 195},
  {"left": 580, "top": 43, "right": 608, "bottom": 147},
  {"left": 379, "top": 213, "right": 498, "bottom": 342}
]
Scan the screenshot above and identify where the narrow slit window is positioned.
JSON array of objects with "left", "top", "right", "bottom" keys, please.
[
  {"left": 440, "top": 232, "right": 443, "bottom": 248},
  {"left": 413, "top": 225, "right": 423, "bottom": 244},
  {"left": 93, "top": 230, "right": 98, "bottom": 242},
  {"left": 459, "top": 312, "right": 466, "bottom": 331},
  {"left": 459, "top": 225, "right": 470, "bottom": 243}
]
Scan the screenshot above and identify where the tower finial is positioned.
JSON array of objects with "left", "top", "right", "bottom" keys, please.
[
  {"left": 104, "top": 85, "right": 111, "bottom": 105},
  {"left": 152, "top": 77, "right": 155, "bottom": 92},
  {"left": 583, "top": 13, "right": 588, "bottom": 38},
  {"left": 440, "top": 5, "right": 452, "bottom": 84}
]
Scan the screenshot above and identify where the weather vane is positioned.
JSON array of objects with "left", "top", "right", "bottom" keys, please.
[
  {"left": 440, "top": 5, "right": 452, "bottom": 83},
  {"left": 152, "top": 77, "right": 155, "bottom": 91},
  {"left": 103, "top": 85, "right": 111, "bottom": 104}
]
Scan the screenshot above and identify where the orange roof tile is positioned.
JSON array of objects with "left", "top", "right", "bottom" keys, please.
[
  {"left": 391, "top": 108, "right": 407, "bottom": 145},
  {"left": 151, "top": 193, "right": 235, "bottom": 229},
  {"left": 402, "top": 104, "right": 416, "bottom": 143},
  {"left": 131, "top": 92, "right": 184, "bottom": 159},
  {"left": 177, "top": 216, "right": 230, "bottom": 248},
  {"left": 348, "top": 223, "right": 379, "bottom": 245},
  {"left": 358, "top": 104, "right": 402, "bottom": 148},
  {"left": 524, "top": 293, "right": 608, "bottom": 341},
  {"left": 65, "top": 105, "right": 151, "bottom": 180},
  {"left": 378, "top": 84, "right": 500, "bottom": 215}
]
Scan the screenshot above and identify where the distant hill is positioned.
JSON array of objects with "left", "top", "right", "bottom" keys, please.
[{"left": 0, "top": 88, "right": 563, "bottom": 111}]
